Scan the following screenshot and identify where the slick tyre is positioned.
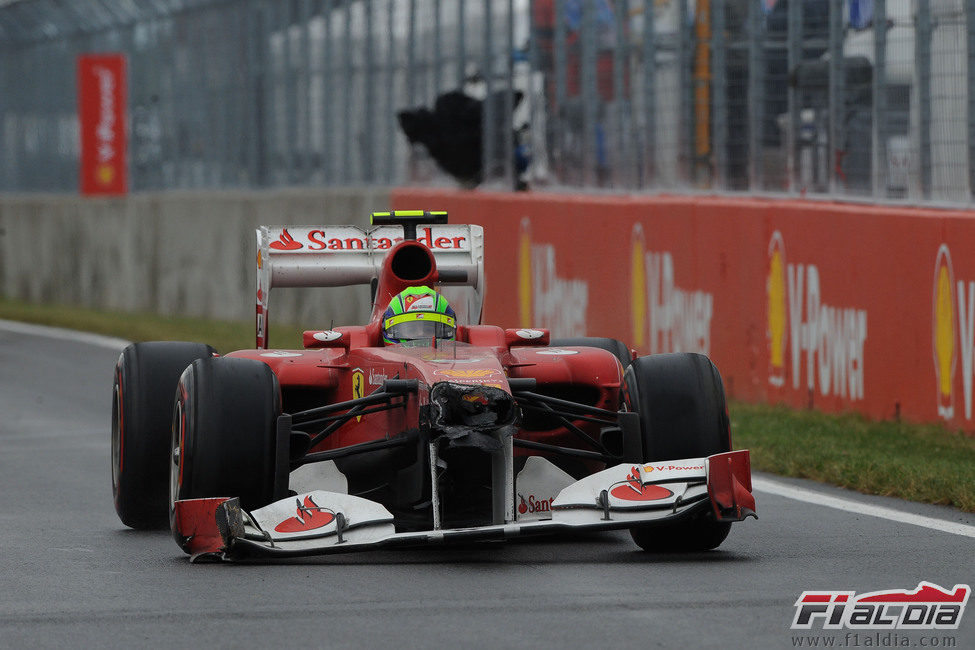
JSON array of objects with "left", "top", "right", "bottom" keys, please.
[
  {"left": 112, "top": 342, "right": 215, "bottom": 529},
  {"left": 170, "top": 356, "right": 283, "bottom": 539},
  {"left": 550, "top": 337, "right": 632, "bottom": 369},
  {"left": 622, "top": 352, "right": 732, "bottom": 552}
]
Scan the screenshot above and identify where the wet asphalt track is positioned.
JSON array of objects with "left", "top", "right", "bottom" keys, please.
[{"left": 1, "top": 322, "right": 973, "bottom": 649}]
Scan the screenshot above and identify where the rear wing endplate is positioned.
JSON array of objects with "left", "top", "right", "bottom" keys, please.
[{"left": 256, "top": 223, "right": 485, "bottom": 348}]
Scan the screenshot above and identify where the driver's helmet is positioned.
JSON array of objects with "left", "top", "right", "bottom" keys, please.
[{"left": 381, "top": 286, "right": 456, "bottom": 345}]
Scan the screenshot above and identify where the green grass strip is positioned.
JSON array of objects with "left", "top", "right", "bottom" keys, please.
[
  {"left": 3, "top": 296, "right": 974, "bottom": 512},
  {"left": 731, "top": 402, "right": 975, "bottom": 512},
  {"left": 0, "top": 296, "right": 304, "bottom": 352}
]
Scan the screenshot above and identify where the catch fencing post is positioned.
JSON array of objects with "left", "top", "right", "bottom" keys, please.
[
  {"left": 504, "top": 0, "right": 516, "bottom": 189},
  {"left": 872, "top": 0, "right": 888, "bottom": 197},
  {"left": 712, "top": 0, "right": 727, "bottom": 190},
  {"left": 581, "top": 0, "right": 597, "bottom": 187},
  {"left": 363, "top": 0, "right": 376, "bottom": 182},
  {"left": 385, "top": 0, "right": 396, "bottom": 184},
  {"left": 679, "top": 0, "right": 692, "bottom": 185},
  {"left": 554, "top": 0, "right": 567, "bottom": 184},
  {"left": 828, "top": 0, "right": 844, "bottom": 194},
  {"left": 641, "top": 0, "right": 656, "bottom": 188},
  {"left": 298, "top": 0, "right": 312, "bottom": 184},
  {"left": 482, "top": 0, "right": 496, "bottom": 185},
  {"left": 747, "top": 0, "right": 764, "bottom": 191},
  {"left": 787, "top": 0, "right": 801, "bottom": 193},
  {"left": 457, "top": 0, "right": 466, "bottom": 89},
  {"left": 342, "top": 3, "right": 353, "bottom": 183},
  {"left": 917, "top": 0, "right": 932, "bottom": 199},
  {"left": 283, "top": 0, "right": 297, "bottom": 185}
]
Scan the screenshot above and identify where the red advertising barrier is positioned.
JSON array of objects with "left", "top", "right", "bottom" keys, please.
[
  {"left": 77, "top": 54, "right": 127, "bottom": 196},
  {"left": 392, "top": 189, "right": 975, "bottom": 434}
]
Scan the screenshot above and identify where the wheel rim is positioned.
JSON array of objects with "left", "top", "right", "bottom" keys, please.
[
  {"left": 169, "top": 400, "right": 185, "bottom": 512},
  {"left": 111, "top": 382, "right": 122, "bottom": 490}
]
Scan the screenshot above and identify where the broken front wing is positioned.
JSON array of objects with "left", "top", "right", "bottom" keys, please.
[{"left": 172, "top": 450, "right": 756, "bottom": 562}]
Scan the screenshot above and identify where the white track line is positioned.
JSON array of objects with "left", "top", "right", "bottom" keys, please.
[
  {"left": 753, "top": 476, "right": 975, "bottom": 539},
  {"left": 0, "top": 319, "right": 129, "bottom": 352}
]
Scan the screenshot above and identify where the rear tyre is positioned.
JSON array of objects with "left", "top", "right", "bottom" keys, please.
[
  {"left": 622, "top": 352, "right": 732, "bottom": 552},
  {"left": 112, "top": 342, "right": 215, "bottom": 529},
  {"left": 550, "top": 337, "right": 631, "bottom": 369},
  {"left": 170, "top": 356, "right": 283, "bottom": 546}
]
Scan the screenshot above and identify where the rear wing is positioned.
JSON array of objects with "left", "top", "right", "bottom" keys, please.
[{"left": 255, "top": 221, "right": 485, "bottom": 348}]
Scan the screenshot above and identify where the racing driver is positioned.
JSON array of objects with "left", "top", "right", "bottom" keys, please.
[{"left": 381, "top": 286, "right": 457, "bottom": 344}]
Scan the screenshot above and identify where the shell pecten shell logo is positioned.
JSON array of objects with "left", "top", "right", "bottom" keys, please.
[
  {"left": 933, "top": 244, "right": 957, "bottom": 419},
  {"left": 768, "top": 232, "right": 787, "bottom": 388},
  {"left": 96, "top": 164, "right": 116, "bottom": 185},
  {"left": 631, "top": 224, "right": 647, "bottom": 350}
]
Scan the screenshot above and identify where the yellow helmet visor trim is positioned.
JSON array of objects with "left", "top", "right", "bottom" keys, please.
[{"left": 383, "top": 312, "right": 456, "bottom": 330}]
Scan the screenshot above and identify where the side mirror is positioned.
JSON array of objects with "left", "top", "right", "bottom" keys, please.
[
  {"left": 504, "top": 328, "right": 550, "bottom": 347},
  {"left": 303, "top": 329, "right": 349, "bottom": 350}
]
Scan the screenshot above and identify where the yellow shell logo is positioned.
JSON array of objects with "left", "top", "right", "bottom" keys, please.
[
  {"left": 933, "top": 245, "right": 956, "bottom": 418},
  {"left": 767, "top": 232, "right": 787, "bottom": 387},
  {"left": 519, "top": 217, "right": 532, "bottom": 327},
  {"left": 631, "top": 224, "right": 647, "bottom": 350},
  {"left": 96, "top": 164, "right": 115, "bottom": 185}
]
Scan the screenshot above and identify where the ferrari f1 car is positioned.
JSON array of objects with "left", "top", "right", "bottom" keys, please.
[{"left": 111, "top": 211, "right": 755, "bottom": 562}]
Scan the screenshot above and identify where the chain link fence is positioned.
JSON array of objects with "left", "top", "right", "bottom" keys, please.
[{"left": 0, "top": 0, "right": 973, "bottom": 204}]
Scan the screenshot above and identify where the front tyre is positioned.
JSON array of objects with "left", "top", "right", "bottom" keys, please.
[
  {"left": 622, "top": 352, "right": 732, "bottom": 552},
  {"left": 112, "top": 342, "right": 215, "bottom": 529},
  {"left": 170, "top": 357, "right": 284, "bottom": 550}
]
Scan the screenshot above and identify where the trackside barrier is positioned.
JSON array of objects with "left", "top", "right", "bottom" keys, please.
[
  {"left": 392, "top": 189, "right": 975, "bottom": 435},
  {"left": 0, "top": 189, "right": 389, "bottom": 327}
]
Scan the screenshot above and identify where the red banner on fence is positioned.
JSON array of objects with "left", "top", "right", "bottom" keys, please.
[
  {"left": 77, "top": 54, "right": 127, "bottom": 196},
  {"left": 393, "top": 189, "right": 975, "bottom": 435}
]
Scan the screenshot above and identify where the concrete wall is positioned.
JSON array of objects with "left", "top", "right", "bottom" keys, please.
[{"left": 0, "top": 188, "right": 390, "bottom": 330}]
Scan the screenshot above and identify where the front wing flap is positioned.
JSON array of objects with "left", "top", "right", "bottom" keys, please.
[{"left": 172, "top": 450, "right": 755, "bottom": 562}]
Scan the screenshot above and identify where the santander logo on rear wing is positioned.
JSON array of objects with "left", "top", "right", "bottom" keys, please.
[
  {"left": 255, "top": 221, "right": 485, "bottom": 348},
  {"left": 266, "top": 225, "right": 473, "bottom": 253}
]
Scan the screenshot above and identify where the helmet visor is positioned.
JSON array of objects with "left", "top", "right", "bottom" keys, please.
[{"left": 383, "top": 312, "right": 456, "bottom": 343}]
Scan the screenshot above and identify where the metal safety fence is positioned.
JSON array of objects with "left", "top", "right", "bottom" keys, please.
[{"left": 0, "top": 0, "right": 973, "bottom": 204}]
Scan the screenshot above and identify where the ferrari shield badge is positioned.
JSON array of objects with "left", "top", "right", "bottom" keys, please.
[{"left": 352, "top": 368, "right": 364, "bottom": 421}]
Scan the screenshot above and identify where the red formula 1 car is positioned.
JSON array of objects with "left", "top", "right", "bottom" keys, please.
[{"left": 111, "top": 211, "right": 755, "bottom": 562}]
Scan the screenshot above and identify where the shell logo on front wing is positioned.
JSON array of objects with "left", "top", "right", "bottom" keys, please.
[{"left": 643, "top": 463, "right": 705, "bottom": 473}]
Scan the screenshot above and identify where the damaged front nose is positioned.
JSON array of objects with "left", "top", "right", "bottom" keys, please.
[
  {"left": 429, "top": 382, "right": 516, "bottom": 430},
  {"left": 428, "top": 382, "right": 516, "bottom": 452}
]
